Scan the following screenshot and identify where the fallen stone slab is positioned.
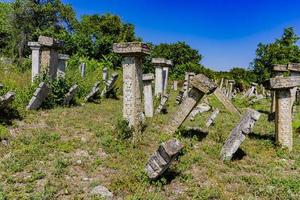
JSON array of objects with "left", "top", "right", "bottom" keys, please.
[
  {"left": 85, "top": 81, "right": 101, "bottom": 102},
  {"left": 27, "top": 82, "right": 51, "bottom": 110},
  {"left": 63, "top": 84, "right": 79, "bottom": 106},
  {"left": 213, "top": 88, "right": 241, "bottom": 116},
  {"left": 145, "top": 139, "right": 183, "bottom": 180},
  {"left": 220, "top": 109, "right": 261, "bottom": 161},
  {"left": 189, "top": 102, "right": 211, "bottom": 121},
  {"left": 0, "top": 91, "right": 15, "bottom": 109},
  {"left": 101, "top": 72, "right": 118, "bottom": 97},
  {"left": 206, "top": 108, "right": 220, "bottom": 128},
  {"left": 155, "top": 94, "right": 169, "bottom": 114}
]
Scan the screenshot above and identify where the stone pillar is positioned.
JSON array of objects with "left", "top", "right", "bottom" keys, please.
[
  {"left": 228, "top": 80, "right": 235, "bottom": 99},
  {"left": 162, "top": 60, "right": 173, "bottom": 94},
  {"left": 163, "top": 74, "right": 217, "bottom": 134},
  {"left": 268, "top": 76, "right": 300, "bottom": 151},
  {"left": 153, "top": 58, "right": 167, "bottom": 97},
  {"left": 80, "top": 63, "right": 86, "bottom": 78},
  {"left": 173, "top": 81, "right": 178, "bottom": 91},
  {"left": 28, "top": 42, "right": 41, "bottom": 82},
  {"left": 38, "top": 36, "right": 63, "bottom": 80},
  {"left": 103, "top": 67, "right": 108, "bottom": 83},
  {"left": 271, "top": 64, "right": 288, "bottom": 113},
  {"left": 113, "top": 42, "right": 150, "bottom": 132},
  {"left": 142, "top": 73, "right": 154, "bottom": 118},
  {"left": 57, "top": 54, "right": 69, "bottom": 78},
  {"left": 219, "top": 78, "right": 224, "bottom": 89}
]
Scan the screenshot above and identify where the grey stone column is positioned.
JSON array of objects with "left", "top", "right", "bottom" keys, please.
[
  {"left": 142, "top": 73, "right": 154, "bottom": 118},
  {"left": 162, "top": 60, "right": 173, "bottom": 94},
  {"left": 28, "top": 42, "right": 41, "bottom": 82},
  {"left": 57, "top": 54, "right": 69, "bottom": 78},
  {"left": 38, "top": 36, "right": 63, "bottom": 80},
  {"left": 153, "top": 58, "right": 167, "bottom": 97},
  {"left": 80, "top": 63, "right": 86, "bottom": 78},
  {"left": 113, "top": 42, "right": 150, "bottom": 132},
  {"left": 163, "top": 74, "right": 217, "bottom": 134},
  {"left": 268, "top": 76, "right": 300, "bottom": 151}
]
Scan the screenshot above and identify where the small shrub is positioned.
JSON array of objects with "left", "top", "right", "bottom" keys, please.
[{"left": 115, "top": 119, "right": 133, "bottom": 140}]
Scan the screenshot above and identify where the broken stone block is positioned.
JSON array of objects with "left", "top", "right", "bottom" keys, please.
[
  {"left": 145, "top": 139, "right": 183, "bottom": 180},
  {"left": 213, "top": 88, "right": 241, "bottom": 116},
  {"left": 85, "top": 81, "right": 101, "bottom": 102},
  {"left": 205, "top": 108, "right": 220, "bottom": 128},
  {"left": 38, "top": 36, "right": 64, "bottom": 48},
  {"left": 101, "top": 72, "right": 118, "bottom": 98},
  {"left": 164, "top": 74, "right": 217, "bottom": 134},
  {"left": 63, "top": 84, "right": 78, "bottom": 106},
  {"left": 220, "top": 109, "right": 261, "bottom": 161},
  {"left": 0, "top": 91, "right": 15, "bottom": 109},
  {"left": 27, "top": 82, "right": 51, "bottom": 110},
  {"left": 155, "top": 94, "right": 169, "bottom": 114},
  {"left": 189, "top": 103, "right": 211, "bottom": 121}
]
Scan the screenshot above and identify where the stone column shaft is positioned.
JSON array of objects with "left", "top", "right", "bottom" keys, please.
[
  {"left": 143, "top": 73, "right": 154, "bottom": 118},
  {"left": 29, "top": 43, "right": 41, "bottom": 82},
  {"left": 155, "top": 66, "right": 163, "bottom": 96}
]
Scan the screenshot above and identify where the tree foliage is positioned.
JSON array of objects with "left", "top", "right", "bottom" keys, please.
[{"left": 251, "top": 27, "right": 300, "bottom": 83}]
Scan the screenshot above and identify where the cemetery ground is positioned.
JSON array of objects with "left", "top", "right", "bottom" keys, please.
[{"left": 1, "top": 72, "right": 300, "bottom": 199}]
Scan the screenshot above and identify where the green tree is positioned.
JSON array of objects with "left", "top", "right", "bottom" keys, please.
[
  {"left": 251, "top": 27, "right": 300, "bottom": 83},
  {"left": 0, "top": 2, "right": 13, "bottom": 55}
]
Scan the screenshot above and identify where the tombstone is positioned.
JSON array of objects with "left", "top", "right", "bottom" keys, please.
[
  {"left": 63, "top": 84, "right": 78, "bottom": 106},
  {"left": 163, "top": 74, "right": 217, "bottom": 134},
  {"left": 182, "top": 72, "right": 195, "bottom": 99},
  {"left": 80, "top": 63, "right": 86, "bottom": 78},
  {"left": 189, "top": 103, "right": 211, "bottom": 121},
  {"left": 0, "top": 91, "right": 15, "bottom": 109},
  {"left": 219, "top": 78, "right": 224, "bottom": 89},
  {"left": 175, "top": 90, "right": 184, "bottom": 104},
  {"left": 145, "top": 139, "right": 183, "bottom": 180},
  {"left": 213, "top": 88, "right": 241, "bottom": 116},
  {"left": 220, "top": 109, "right": 260, "bottom": 161},
  {"left": 152, "top": 58, "right": 167, "bottom": 97},
  {"left": 156, "top": 94, "right": 169, "bottom": 114},
  {"left": 250, "top": 94, "right": 264, "bottom": 104},
  {"left": 85, "top": 81, "right": 101, "bottom": 102},
  {"left": 288, "top": 63, "right": 300, "bottom": 106},
  {"left": 142, "top": 73, "right": 154, "bottom": 117},
  {"left": 173, "top": 81, "right": 178, "bottom": 91},
  {"left": 113, "top": 42, "right": 150, "bottom": 132},
  {"left": 101, "top": 72, "right": 119, "bottom": 98},
  {"left": 270, "top": 64, "right": 288, "bottom": 114},
  {"left": 0, "top": 83, "right": 3, "bottom": 90},
  {"left": 57, "top": 54, "right": 69, "bottom": 78},
  {"left": 103, "top": 67, "right": 108, "bottom": 83},
  {"left": 227, "top": 80, "right": 235, "bottom": 99},
  {"left": 206, "top": 108, "right": 220, "bottom": 128},
  {"left": 27, "top": 82, "right": 51, "bottom": 110},
  {"left": 162, "top": 60, "right": 173, "bottom": 94},
  {"left": 38, "top": 36, "right": 63, "bottom": 80},
  {"left": 267, "top": 76, "right": 300, "bottom": 151},
  {"left": 28, "top": 42, "right": 41, "bottom": 82}
]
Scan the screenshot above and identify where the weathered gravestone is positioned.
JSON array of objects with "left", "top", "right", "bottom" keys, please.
[
  {"left": 152, "top": 58, "right": 168, "bottom": 97},
  {"left": 57, "top": 54, "right": 69, "bottom": 78},
  {"left": 266, "top": 76, "right": 300, "bottom": 150},
  {"left": 220, "top": 109, "right": 261, "bottom": 161},
  {"left": 27, "top": 82, "right": 51, "bottom": 110},
  {"left": 206, "top": 108, "right": 220, "bottom": 128},
  {"left": 145, "top": 139, "right": 183, "bottom": 180},
  {"left": 189, "top": 103, "right": 211, "bottom": 121},
  {"left": 162, "top": 60, "right": 173, "bottom": 95},
  {"left": 63, "top": 84, "right": 78, "bottom": 106},
  {"left": 113, "top": 42, "right": 149, "bottom": 132},
  {"left": 227, "top": 80, "right": 235, "bottom": 99},
  {"left": 101, "top": 72, "right": 119, "bottom": 98},
  {"left": 173, "top": 81, "right": 178, "bottom": 91},
  {"left": 163, "top": 74, "right": 217, "bottom": 134},
  {"left": 85, "top": 82, "right": 101, "bottom": 102},
  {"left": 142, "top": 73, "right": 154, "bottom": 117},
  {"left": 213, "top": 87, "right": 241, "bottom": 116},
  {"left": 102, "top": 67, "right": 108, "bottom": 84},
  {"left": 0, "top": 92, "right": 15, "bottom": 109},
  {"left": 288, "top": 63, "right": 300, "bottom": 106},
  {"left": 28, "top": 42, "right": 41, "bottom": 82},
  {"left": 80, "top": 63, "right": 86, "bottom": 78},
  {"left": 156, "top": 94, "right": 169, "bottom": 114},
  {"left": 175, "top": 90, "right": 184, "bottom": 105}
]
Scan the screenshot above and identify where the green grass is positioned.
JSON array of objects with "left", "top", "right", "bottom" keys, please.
[{"left": 1, "top": 69, "right": 300, "bottom": 199}]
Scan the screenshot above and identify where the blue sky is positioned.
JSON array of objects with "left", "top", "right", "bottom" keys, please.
[{"left": 62, "top": 0, "right": 300, "bottom": 71}]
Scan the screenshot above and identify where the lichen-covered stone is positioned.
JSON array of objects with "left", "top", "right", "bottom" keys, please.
[{"left": 27, "top": 82, "right": 51, "bottom": 110}]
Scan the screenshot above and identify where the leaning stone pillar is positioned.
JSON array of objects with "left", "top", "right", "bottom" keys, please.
[
  {"left": 162, "top": 60, "right": 173, "bottom": 94},
  {"left": 142, "top": 73, "right": 154, "bottom": 118},
  {"left": 113, "top": 42, "right": 150, "bottom": 132},
  {"left": 267, "top": 76, "right": 300, "bottom": 151},
  {"left": 28, "top": 42, "right": 41, "bottom": 82},
  {"left": 153, "top": 58, "right": 167, "bottom": 97},
  {"left": 163, "top": 74, "right": 217, "bottom": 134}
]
